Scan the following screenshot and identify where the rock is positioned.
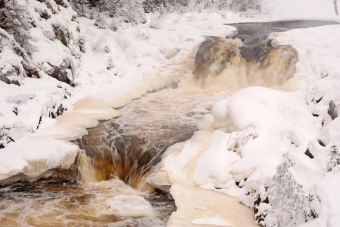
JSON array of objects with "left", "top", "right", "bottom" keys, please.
[
  {"left": 328, "top": 100, "right": 338, "bottom": 120},
  {"left": 46, "top": 60, "right": 73, "bottom": 85},
  {"left": 305, "top": 149, "right": 314, "bottom": 159},
  {"left": 193, "top": 37, "right": 240, "bottom": 79},
  {"left": 49, "top": 104, "right": 67, "bottom": 118},
  {"left": 0, "top": 74, "right": 11, "bottom": 84},
  {"left": 0, "top": 65, "right": 21, "bottom": 86},
  {"left": 53, "top": 24, "right": 71, "bottom": 47}
]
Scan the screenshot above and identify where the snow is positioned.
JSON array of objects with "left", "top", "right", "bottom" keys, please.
[
  {"left": 300, "top": 171, "right": 340, "bottom": 227},
  {"left": 265, "top": 0, "right": 339, "bottom": 20},
  {"left": 194, "top": 130, "right": 240, "bottom": 186},
  {"left": 0, "top": 137, "right": 78, "bottom": 180}
]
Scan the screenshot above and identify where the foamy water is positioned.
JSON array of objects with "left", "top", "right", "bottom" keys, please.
[{"left": 0, "top": 179, "right": 175, "bottom": 226}]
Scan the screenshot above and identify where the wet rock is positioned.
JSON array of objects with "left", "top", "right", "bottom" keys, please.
[{"left": 194, "top": 37, "right": 240, "bottom": 79}]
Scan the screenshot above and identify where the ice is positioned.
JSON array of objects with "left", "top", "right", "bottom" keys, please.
[{"left": 105, "top": 195, "right": 154, "bottom": 218}]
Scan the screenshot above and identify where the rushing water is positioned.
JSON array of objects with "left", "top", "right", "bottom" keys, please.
[
  {"left": 0, "top": 179, "right": 175, "bottom": 226},
  {"left": 0, "top": 20, "right": 337, "bottom": 227},
  {"left": 76, "top": 88, "right": 231, "bottom": 190},
  {"left": 0, "top": 87, "right": 231, "bottom": 226}
]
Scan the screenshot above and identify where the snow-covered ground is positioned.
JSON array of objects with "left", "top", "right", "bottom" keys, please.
[{"left": 1, "top": 0, "right": 340, "bottom": 226}]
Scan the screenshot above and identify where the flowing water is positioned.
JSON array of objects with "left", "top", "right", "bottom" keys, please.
[
  {"left": 0, "top": 88, "right": 231, "bottom": 227},
  {"left": 0, "top": 20, "right": 337, "bottom": 227}
]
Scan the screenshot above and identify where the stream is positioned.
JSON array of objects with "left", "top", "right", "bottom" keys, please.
[{"left": 0, "top": 20, "right": 337, "bottom": 227}]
